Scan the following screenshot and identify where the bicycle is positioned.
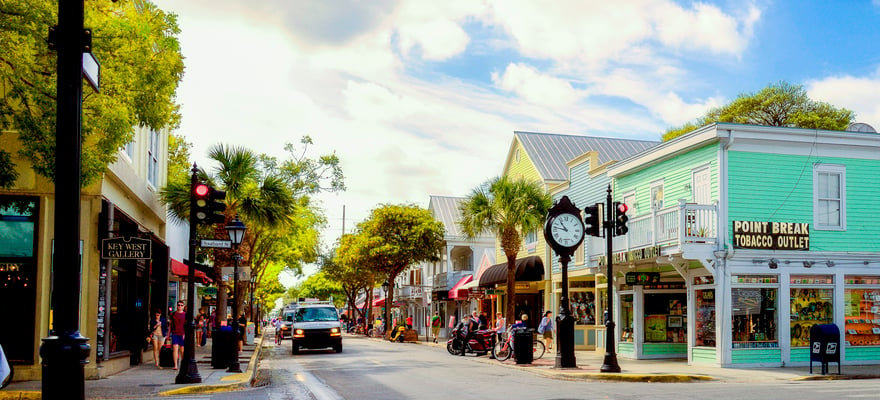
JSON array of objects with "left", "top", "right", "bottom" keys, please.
[
  {"left": 274, "top": 326, "right": 283, "bottom": 345},
  {"left": 491, "top": 326, "right": 545, "bottom": 361}
]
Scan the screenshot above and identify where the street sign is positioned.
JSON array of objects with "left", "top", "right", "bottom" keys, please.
[
  {"left": 200, "top": 239, "right": 232, "bottom": 249},
  {"left": 197, "top": 286, "right": 218, "bottom": 296}
]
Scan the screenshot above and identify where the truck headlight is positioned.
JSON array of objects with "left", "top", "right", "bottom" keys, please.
[
  {"left": 293, "top": 329, "right": 305, "bottom": 338},
  {"left": 330, "top": 327, "right": 341, "bottom": 336}
]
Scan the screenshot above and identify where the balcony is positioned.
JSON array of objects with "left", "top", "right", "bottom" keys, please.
[
  {"left": 589, "top": 200, "right": 718, "bottom": 261},
  {"left": 432, "top": 271, "right": 472, "bottom": 290}
]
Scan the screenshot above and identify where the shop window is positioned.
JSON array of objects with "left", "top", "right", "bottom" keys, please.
[
  {"left": 644, "top": 293, "right": 686, "bottom": 343},
  {"left": 790, "top": 275, "right": 834, "bottom": 347},
  {"left": 844, "top": 276, "right": 880, "bottom": 347},
  {"left": 620, "top": 294, "right": 633, "bottom": 342},
  {"left": 813, "top": 164, "right": 845, "bottom": 230},
  {"left": 731, "top": 288, "right": 777, "bottom": 348},
  {"left": 695, "top": 289, "right": 715, "bottom": 347}
]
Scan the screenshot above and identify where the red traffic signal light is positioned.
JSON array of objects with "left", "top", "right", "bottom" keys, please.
[
  {"left": 613, "top": 201, "right": 629, "bottom": 236},
  {"left": 191, "top": 183, "right": 226, "bottom": 225}
]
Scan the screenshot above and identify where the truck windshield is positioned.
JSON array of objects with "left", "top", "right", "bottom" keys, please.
[{"left": 295, "top": 307, "right": 339, "bottom": 322}]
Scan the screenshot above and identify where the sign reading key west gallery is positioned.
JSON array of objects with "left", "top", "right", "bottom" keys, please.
[
  {"left": 101, "top": 236, "right": 152, "bottom": 259},
  {"left": 733, "top": 221, "right": 809, "bottom": 250}
]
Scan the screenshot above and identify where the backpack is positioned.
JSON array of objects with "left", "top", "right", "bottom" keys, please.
[{"left": 538, "top": 317, "right": 549, "bottom": 334}]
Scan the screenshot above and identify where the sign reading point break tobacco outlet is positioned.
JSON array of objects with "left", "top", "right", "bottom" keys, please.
[{"left": 733, "top": 221, "right": 809, "bottom": 250}]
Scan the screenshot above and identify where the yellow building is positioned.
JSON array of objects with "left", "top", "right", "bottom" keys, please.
[{"left": 0, "top": 126, "right": 172, "bottom": 380}]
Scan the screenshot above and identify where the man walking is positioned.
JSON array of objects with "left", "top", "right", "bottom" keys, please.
[
  {"left": 170, "top": 301, "right": 186, "bottom": 370},
  {"left": 430, "top": 312, "right": 441, "bottom": 343}
]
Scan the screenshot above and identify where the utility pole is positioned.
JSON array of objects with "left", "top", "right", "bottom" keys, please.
[{"left": 40, "top": 1, "right": 91, "bottom": 399}]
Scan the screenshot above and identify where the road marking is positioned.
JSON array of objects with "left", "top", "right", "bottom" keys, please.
[{"left": 293, "top": 370, "right": 343, "bottom": 400}]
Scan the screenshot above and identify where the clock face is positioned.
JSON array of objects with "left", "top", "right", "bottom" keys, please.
[{"left": 550, "top": 212, "right": 584, "bottom": 248}]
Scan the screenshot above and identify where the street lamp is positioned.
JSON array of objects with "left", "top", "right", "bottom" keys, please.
[
  {"left": 225, "top": 215, "right": 247, "bottom": 373},
  {"left": 382, "top": 280, "right": 390, "bottom": 337}
]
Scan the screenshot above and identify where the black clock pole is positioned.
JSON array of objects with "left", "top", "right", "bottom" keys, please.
[
  {"left": 544, "top": 196, "right": 579, "bottom": 368},
  {"left": 600, "top": 185, "right": 621, "bottom": 372}
]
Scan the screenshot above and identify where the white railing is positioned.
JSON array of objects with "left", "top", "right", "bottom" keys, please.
[{"left": 588, "top": 201, "right": 718, "bottom": 258}]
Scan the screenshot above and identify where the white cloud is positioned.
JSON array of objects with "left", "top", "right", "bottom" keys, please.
[
  {"left": 807, "top": 69, "right": 880, "bottom": 127},
  {"left": 492, "top": 63, "right": 582, "bottom": 107},
  {"left": 397, "top": 18, "right": 470, "bottom": 61}
]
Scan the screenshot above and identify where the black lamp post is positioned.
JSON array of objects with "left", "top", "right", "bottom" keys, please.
[
  {"left": 382, "top": 280, "right": 390, "bottom": 337},
  {"left": 225, "top": 216, "right": 247, "bottom": 373}
]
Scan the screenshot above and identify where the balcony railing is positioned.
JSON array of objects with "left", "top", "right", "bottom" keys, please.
[{"left": 589, "top": 200, "right": 718, "bottom": 258}]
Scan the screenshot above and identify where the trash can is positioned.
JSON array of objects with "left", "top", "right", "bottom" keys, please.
[
  {"left": 513, "top": 328, "right": 533, "bottom": 364},
  {"left": 211, "top": 327, "right": 233, "bottom": 369},
  {"left": 809, "top": 323, "right": 841, "bottom": 375},
  {"left": 245, "top": 322, "right": 255, "bottom": 345}
]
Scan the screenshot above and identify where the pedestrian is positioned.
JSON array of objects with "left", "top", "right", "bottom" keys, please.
[
  {"left": 430, "top": 312, "right": 441, "bottom": 343},
  {"left": 195, "top": 309, "right": 205, "bottom": 347},
  {"left": 237, "top": 313, "right": 247, "bottom": 351},
  {"left": 494, "top": 312, "right": 506, "bottom": 344},
  {"left": 478, "top": 312, "right": 488, "bottom": 330},
  {"left": 539, "top": 311, "right": 554, "bottom": 352},
  {"left": 405, "top": 315, "right": 413, "bottom": 330},
  {"left": 462, "top": 311, "right": 484, "bottom": 356},
  {"left": 170, "top": 301, "right": 186, "bottom": 370},
  {"left": 148, "top": 309, "right": 168, "bottom": 368},
  {"left": 207, "top": 308, "right": 216, "bottom": 338}
]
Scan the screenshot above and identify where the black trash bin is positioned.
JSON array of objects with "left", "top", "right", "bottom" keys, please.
[
  {"left": 513, "top": 328, "right": 533, "bottom": 364},
  {"left": 211, "top": 327, "right": 233, "bottom": 369},
  {"left": 809, "top": 323, "right": 841, "bottom": 375}
]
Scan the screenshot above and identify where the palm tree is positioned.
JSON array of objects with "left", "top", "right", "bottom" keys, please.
[
  {"left": 160, "top": 144, "right": 297, "bottom": 324},
  {"left": 458, "top": 176, "right": 552, "bottom": 325}
]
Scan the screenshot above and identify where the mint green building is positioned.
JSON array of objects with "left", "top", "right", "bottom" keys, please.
[{"left": 601, "top": 123, "right": 880, "bottom": 367}]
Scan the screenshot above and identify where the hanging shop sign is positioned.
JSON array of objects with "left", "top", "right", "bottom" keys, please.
[
  {"left": 733, "top": 221, "right": 809, "bottom": 250},
  {"left": 625, "top": 272, "right": 660, "bottom": 285},
  {"left": 197, "top": 286, "right": 218, "bottom": 296},
  {"left": 101, "top": 236, "right": 151, "bottom": 259},
  {"left": 599, "top": 245, "right": 662, "bottom": 266}
]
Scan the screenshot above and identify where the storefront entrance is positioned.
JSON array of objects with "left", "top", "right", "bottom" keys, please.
[
  {"left": 619, "top": 282, "right": 687, "bottom": 360},
  {"left": 0, "top": 196, "right": 38, "bottom": 364}
]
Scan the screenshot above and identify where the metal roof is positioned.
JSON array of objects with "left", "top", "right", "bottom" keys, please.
[
  {"left": 514, "top": 131, "right": 659, "bottom": 181},
  {"left": 428, "top": 195, "right": 465, "bottom": 238}
]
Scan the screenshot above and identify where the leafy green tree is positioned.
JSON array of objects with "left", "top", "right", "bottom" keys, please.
[
  {"left": 458, "top": 176, "right": 552, "bottom": 324},
  {"left": 0, "top": 0, "right": 184, "bottom": 186},
  {"left": 326, "top": 239, "right": 381, "bottom": 332},
  {"left": 167, "top": 133, "right": 193, "bottom": 185},
  {"left": 347, "top": 204, "right": 445, "bottom": 335},
  {"left": 663, "top": 81, "right": 854, "bottom": 141},
  {"left": 298, "top": 271, "right": 345, "bottom": 308}
]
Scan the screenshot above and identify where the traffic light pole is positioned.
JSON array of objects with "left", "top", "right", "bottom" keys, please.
[
  {"left": 40, "top": 1, "right": 90, "bottom": 399},
  {"left": 600, "top": 185, "right": 621, "bottom": 373},
  {"left": 176, "top": 166, "right": 202, "bottom": 383}
]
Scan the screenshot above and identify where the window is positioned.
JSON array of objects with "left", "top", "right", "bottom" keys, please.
[
  {"left": 524, "top": 230, "right": 537, "bottom": 253},
  {"left": 650, "top": 182, "right": 664, "bottom": 210},
  {"left": 147, "top": 129, "right": 160, "bottom": 188},
  {"left": 813, "top": 164, "right": 845, "bottom": 230},
  {"left": 124, "top": 141, "right": 134, "bottom": 160}
]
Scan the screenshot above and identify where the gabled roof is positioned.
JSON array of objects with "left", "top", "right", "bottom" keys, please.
[
  {"left": 510, "top": 131, "right": 659, "bottom": 181},
  {"left": 428, "top": 195, "right": 465, "bottom": 238}
]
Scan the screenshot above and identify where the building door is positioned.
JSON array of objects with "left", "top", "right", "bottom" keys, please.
[
  {"left": 0, "top": 197, "right": 38, "bottom": 364},
  {"left": 692, "top": 167, "right": 711, "bottom": 205}
]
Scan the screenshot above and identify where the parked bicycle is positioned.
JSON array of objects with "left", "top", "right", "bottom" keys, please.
[{"left": 491, "top": 326, "right": 545, "bottom": 361}]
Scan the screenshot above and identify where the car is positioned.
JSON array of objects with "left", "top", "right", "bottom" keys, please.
[
  {"left": 289, "top": 302, "right": 343, "bottom": 354},
  {"left": 278, "top": 309, "right": 296, "bottom": 340}
]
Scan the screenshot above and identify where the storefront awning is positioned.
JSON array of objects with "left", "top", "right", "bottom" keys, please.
[
  {"left": 170, "top": 259, "right": 211, "bottom": 283},
  {"left": 479, "top": 256, "right": 544, "bottom": 287},
  {"left": 448, "top": 275, "right": 473, "bottom": 300},
  {"left": 373, "top": 297, "right": 386, "bottom": 307}
]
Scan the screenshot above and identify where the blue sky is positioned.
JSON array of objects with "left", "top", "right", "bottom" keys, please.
[{"left": 151, "top": 0, "right": 880, "bottom": 284}]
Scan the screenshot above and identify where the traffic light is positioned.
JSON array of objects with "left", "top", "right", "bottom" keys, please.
[
  {"left": 583, "top": 203, "right": 603, "bottom": 237},
  {"left": 613, "top": 201, "right": 629, "bottom": 236},
  {"left": 191, "top": 182, "right": 226, "bottom": 225}
]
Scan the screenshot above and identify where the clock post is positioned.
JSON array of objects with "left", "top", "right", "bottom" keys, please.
[{"left": 543, "top": 195, "right": 584, "bottom": 368}]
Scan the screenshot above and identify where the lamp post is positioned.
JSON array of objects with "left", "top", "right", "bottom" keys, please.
[
  {"left": 382, "top": 280, "right": 390, "bottom": 337},
  {"left": 175, "top": 166, "right": 203, "bottom": 384},
  {"left": 225, "top": 216, "right": 247, "bottom": 373}
]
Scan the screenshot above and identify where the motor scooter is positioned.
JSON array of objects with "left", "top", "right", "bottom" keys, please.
[{"left": 446, "top": 322, "right": 495, "bottom": 356}]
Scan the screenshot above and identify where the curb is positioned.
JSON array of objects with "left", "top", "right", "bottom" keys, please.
[
  {"left": 159, "top": 335, "right": 264, "bottom": 396},
  {"left": 0, "top": 392, "right": 41, "bottom": 400}
]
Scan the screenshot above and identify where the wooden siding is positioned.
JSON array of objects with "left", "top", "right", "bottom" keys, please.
[
  {"left": 731, "top": 348, "right": 782, "bottom": 364},
  {"left": 642, "top": 343, "right": 687, "bottom": 355},
  {"left": 613, "top": 144, "right": 718, "bottom": 218},
  {"left": 618, "top": 342, "right": 635, "bottom": 356},
  {"left": 692, "top": 347, "right": 716, "bottom": 363},
  {"left": 845, "top": 347, "right": 880, "bottom": 361},
  {"left": 790, "top": 347, "right": 810, "bottom": 363},
  {"left": 728, "top": 152, "right": 880, "bottom": 252},
  {"left": 499, "top": 139, "right": 548, "bottom": 264},
  {"left": 551, "top": 158, "right": 611, "bottom": 273}
]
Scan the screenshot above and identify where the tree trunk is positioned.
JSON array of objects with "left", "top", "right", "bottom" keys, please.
[
  {"left": 215, "top": 265, "right": 228, "bottom": 329},
  {"left": 366, "top": 289, "right": 373, "bottom": 336},
  {"left": 385, "top": 273, "right": 398, "bottom": 339},
  {"left": 505, "top": 255, "right": 517, "bottom": 327}
]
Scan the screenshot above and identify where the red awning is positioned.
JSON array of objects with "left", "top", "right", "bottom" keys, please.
[
  {"left": 372, "top": 297, "right": 386, "bottom": 307},
  {"left": 170, "top": 259, "right": 211, "bottom": 283},
  {"left": 448, "top": 275, "right": 473, "bottom": 300}
]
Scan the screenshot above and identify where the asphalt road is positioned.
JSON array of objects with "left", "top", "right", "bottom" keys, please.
[{"left": 159, "top": 334, "right": 880, "bottom": 400}]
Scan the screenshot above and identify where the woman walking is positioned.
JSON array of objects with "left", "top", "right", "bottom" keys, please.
[
  {"left": 148, "top": 309, "right": 168, "bottom": 368},
  {"left": 538, "top": 311, "right": 554, "bottom": 352}
]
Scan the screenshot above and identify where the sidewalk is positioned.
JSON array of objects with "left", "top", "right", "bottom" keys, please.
[
  {"left": 409, "top": 334, "right": 880, "bottom": 383},
  {"left": 1, "top": 335, "right": 264, "bottom": 399}
]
